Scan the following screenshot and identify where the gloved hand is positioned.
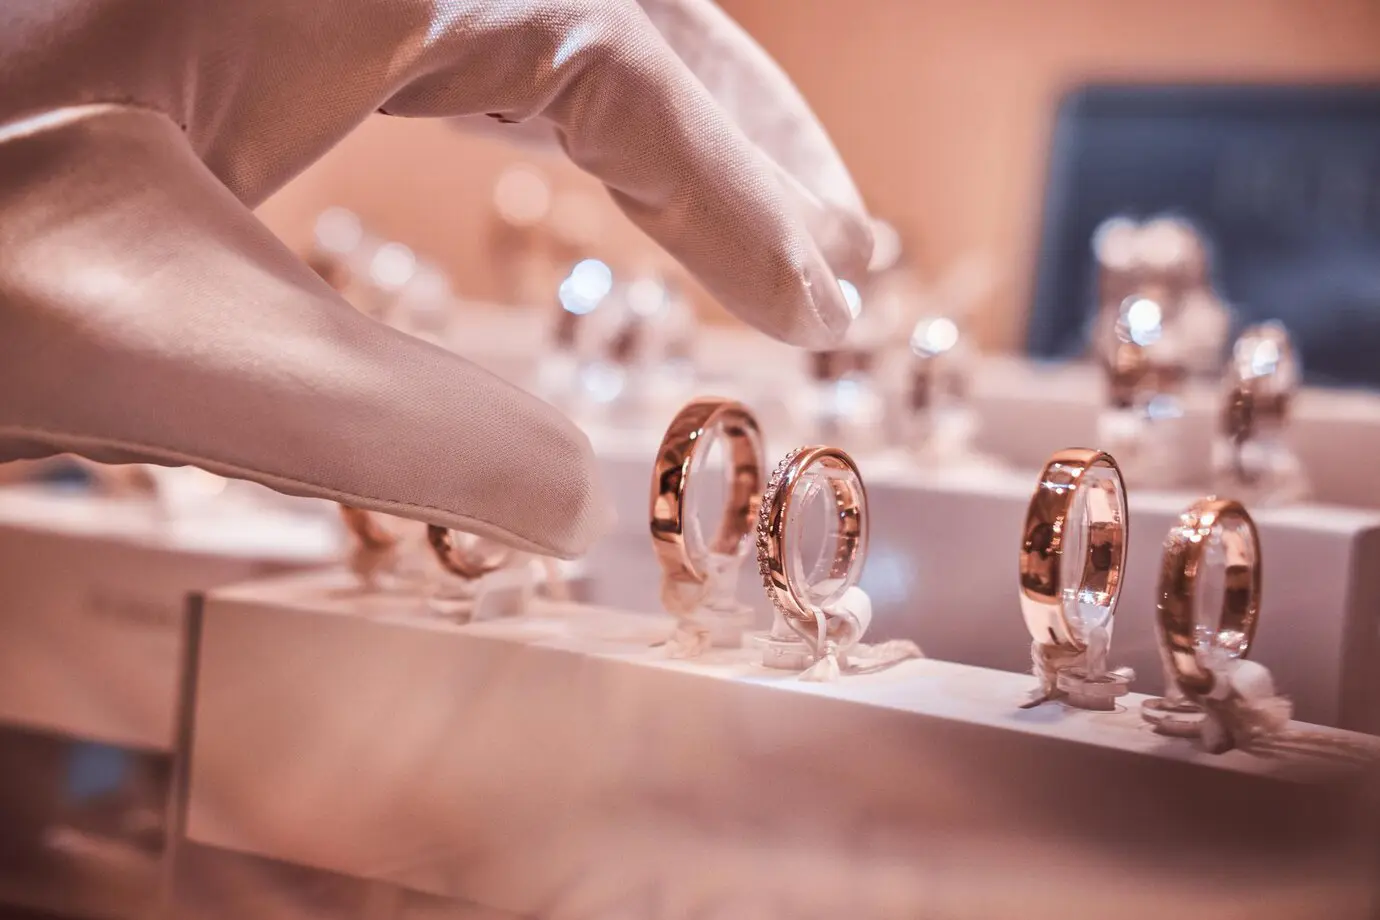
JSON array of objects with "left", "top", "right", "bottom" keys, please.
[{"left": 0, "top": 0, "right": 871, "bottom": 558}]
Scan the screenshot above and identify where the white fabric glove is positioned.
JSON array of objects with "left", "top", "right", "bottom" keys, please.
[{"left": 0, "top": 0, "right": 871, "bottom": 558}]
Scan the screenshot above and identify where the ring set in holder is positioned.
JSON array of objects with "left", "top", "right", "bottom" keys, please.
[
  {"left": 649, "top": 397, "right": 765, "bottom": 604},
  {"left": 1213, "top": 321, "right": 1307, "bottom": 505},
  {"left": 338, "top": 504, "right": 515, "bottom": 587},
  {"left": 1145, "top": 497, "right": 1263, "bottom": 737},
  {"left": 756, "top": 446, "right": 868, "bottom": 626},
  {"left": 1019, "top": 449, "right": 1134, "bottom": 709},
  {"left": 1018, "top": 447, "right": 1268, "bottom": 742},
  {"left": 649, "top": 396, "right": 870, "bottom": 665}
]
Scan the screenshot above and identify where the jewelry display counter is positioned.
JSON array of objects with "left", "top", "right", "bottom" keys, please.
[
  {"left": 0, "top": 484, "right": 340, "bottom": 749},
  {"left": 177, "top": 570, "right": 1379, "bottom": 920},
  {"left": 0, "top": 484, "right": 339, "bottom": 918}
]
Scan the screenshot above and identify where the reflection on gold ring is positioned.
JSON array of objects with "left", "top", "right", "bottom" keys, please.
[
  {"left": 1156, "top": 497, "right": 1262, "bottom": 697},
  {"left": 650, "top": 397, "right": 764, "bottom": 586},
  {"left": 756, "top": 446, "right": 868, "bottom": 623},
  {"left": 1018, "top": 448, "right": 1128, "bottom": 650}
]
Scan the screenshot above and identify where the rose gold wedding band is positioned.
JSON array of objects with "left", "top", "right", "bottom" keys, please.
[
  {"left": 650, "top": 397, "right": 765, "bottom": 585},
  {"left": 342, "top": 505, "right": 513, "bottom": 580},
  {"left": 1105, "top": 340, "right": 1186, "bottom": 410},
  {"left": 1106, "top": 338, "right": 1152, "bottom": 410},
  {"left": 1019, "top": 448, "right": 1128, "bottom": 650},
  {"left": 1223, "top": 322, "right": 1295, "bottom": 445},
  {"left": 1156, "top": 498, "right": 1262, "bottom": 696},
  {"left": 426, "top": 526, "right": 514, "bottom": 580},
  {"left": 1223, "top": 388, "right": 1290, "bottom": 447},
  {"left": 339, "top": 505, "right": 400, "bottom": 552},
  {"left": 755, "top": 446, "right": 868, "bottom": 623}
]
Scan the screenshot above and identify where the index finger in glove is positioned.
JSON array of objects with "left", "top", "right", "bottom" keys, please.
[
  {"left": 636, "top": 0, "right": 871, "bottom": 278},
  {"left": 382, "top": 0, "right": 861, "bottom": 349},
  {"left": 0, "top": 106, "right": 611, "bottom": 558}
]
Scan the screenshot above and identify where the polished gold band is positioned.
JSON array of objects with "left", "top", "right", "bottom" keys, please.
[
  {"left": 340, "top": 505, "right": 512, "bottom": 581},
  {"left": 1019, "top": 448, "right": 1128, "bottom": 650},
  {"left": 1223, "top": 323, "right": 1295, "bottom": 447},
  {"left": 426, "top": 525, "right": 515, "bottom": 580},
  {"left": 1106, "top": 341, "right": 1186, "bottom": 409},
  {"left": 1222, "top": 388, "right": 1291, "bottom": 447},
  {"left": 339, "top": 505, "right": 400, "bottom": 553},
  {"left": 756, "top": 446, "right": 868, "bottom": 623},
  {"left": 1156, "top": 497, "right": 1262, "bottom": 696},
  {"left": 650, "top": 397, "right": 764, "bottom": 585}
]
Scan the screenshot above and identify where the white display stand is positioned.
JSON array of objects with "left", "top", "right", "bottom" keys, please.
[
  {"left": 181, "top": 571, "right": 1379, "bottom": 920},
  {"left": 971, "top": 356, "right": 1380, "bottom": 508},
  {"left": 587, "top": 444, "right": 1380, "bottom": 734},
  {"left": 0, "top": 484, "right": 341, "bottom": 751}
]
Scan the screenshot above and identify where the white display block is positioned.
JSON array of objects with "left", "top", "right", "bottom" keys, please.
[
  {"left": 971, "top": 356, "right": 1380, "bottom": 508},
  {"left": 183, "top": 571, "right": 1379, "bottom": 920},
  {"left": 588, "top": 446, "right": 1380, "bottom": 733},
  {"left": 0, "top": 485, "right": 341, "bottom": 751}
]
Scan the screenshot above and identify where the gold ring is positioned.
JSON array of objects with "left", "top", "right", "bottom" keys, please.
[
  {"left": 1019, "top": 448, "right": 1128, "bottom": 650},
  {"left": 1222, "top": 322, "right": 1296, "bottom": 450},
  {"left": 650, "top": 397, "right": 764, "bottom": 585},
  {"left": 756, "top": 446, "right": 868, "bottom": 623},
  {"left": 426, "top": 526, "right": 515, "bottom": 580},
  {"left": 339, "top": 505, "right": 401, "bottom": 552},
  {"left": 1156, "top": 497, "right": 1262, "bottom": 696},
  {"left": 341, "top": 505, "right": 513, "bottom": 581}
]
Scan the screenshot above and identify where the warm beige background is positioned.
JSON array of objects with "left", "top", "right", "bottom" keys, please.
[{"left": 256, "top": 0, "right": 1380, "bottom": 350}]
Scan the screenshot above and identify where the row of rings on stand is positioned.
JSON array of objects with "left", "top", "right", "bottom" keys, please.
[
  {"left": 649, "top": 394, "right": 1271, "bottom": 748},
  {"left": 331, "top": 390, "right": 1268, "bottom": 748},
  {"left": 336, "top": 393, "right": 875, "bottom": 673},
  {"left": 649, "top": 396, "right": 874, "bottom": 669},
  {"left": 649, "top": 398, "right": 864, "bottom": 622},
  {"left": 1017, "top": 449, "right": 1263, "bottom": 739}
]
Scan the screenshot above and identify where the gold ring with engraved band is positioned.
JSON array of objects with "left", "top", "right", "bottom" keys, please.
[{"left": 756, "top": 446, "right": 868, "bottom": 623}]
